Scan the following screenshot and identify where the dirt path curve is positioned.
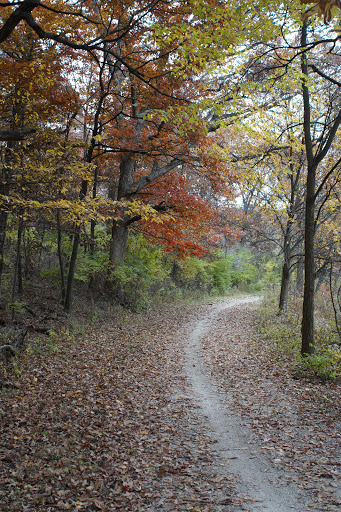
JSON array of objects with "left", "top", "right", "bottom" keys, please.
[
  {"left": 181, "top": 296, "right": 317, "bottom": 512},
  {"left": 1, "top": 295, "right": 340, "bottom": 512}
]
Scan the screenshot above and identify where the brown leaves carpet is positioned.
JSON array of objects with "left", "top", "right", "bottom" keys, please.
[{"left": 0, "top": 299, "right": 340, "bottom": 511}]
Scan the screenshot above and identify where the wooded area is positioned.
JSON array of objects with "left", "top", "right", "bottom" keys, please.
[
  {"left": 0, "top": 0, "right": 341, "bottom": 358},
  {"left": 1, "top": 2, "right": 341, "bottom": 511}
]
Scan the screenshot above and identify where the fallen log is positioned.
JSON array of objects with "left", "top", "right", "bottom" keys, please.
[{"left": 0, "top": 327, "right": 28, "bottom": 362}]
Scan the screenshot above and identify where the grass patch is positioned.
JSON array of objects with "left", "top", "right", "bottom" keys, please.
[{"left": 258, "top": 293, "right": 341, "bottom": 381}]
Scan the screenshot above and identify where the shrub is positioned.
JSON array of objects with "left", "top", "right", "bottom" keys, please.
[
  {"left": 258, "top": 295, "right": 302, "bottom": 363},
  {"left": 208, "top": 258, "right": 232, "bottom": 293},
  {"left": 298, "top": 348, "right": 341, "bottom": 381},
  {"left": 175, "top": 257, "right": 213, "bottom": 293},
  {"left": 110, "top": 235, "right": 172, "bottom": 310},
  {"left": 258, "top": 294, "right": 341, "bottom": 381}
]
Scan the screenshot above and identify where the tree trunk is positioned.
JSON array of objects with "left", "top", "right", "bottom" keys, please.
[
  {"left": 299, "top": 21, "right": 341, "bottom": 354},
  {"left": 0, "top": 210, "right": 8, "bottom": 297},
  {"left": 301, "top": 21, "right": 315, "bottom": 356},
  {"left": 109, "top": 217, "right": 129, "bottom": 265},
  {"left": 88, "top": 166, "right": 99, "bottom": 291},
  {"left": 17, "top": 220, "right": 23, "bottom": 295},
  {"left": 64, "top": 225, "right": 80, "bottom": 313},
  {"left": 56, "top": 212, "right": 66, "bottom": 301},
  {"left": 0, "top": 168, "right": 10, "bottom": 297},
  {"left": 64, "top": 174, "right": 88, "bottom": 312},
  {"left": 108, "top": 154, "right": 135, "bottom": 267},
  {"left": 279, "top": 218, "right": 292, "bottom": 313},
  {"left": 296, "top": 252, "right": 304, "bottom": 295},
  {"left": 11, "top": 216, "right": 23, "bottom": 319},
  {"left": 301, "top": 164, "right": 316, "bottom": 355},
  {"left": 279, "top": 260, "right": 290, "bottom": 313},
  {"left": 107, "top": 217, "right": 129, "bottom": 304},
  {"left": 90, "top": 165, "right": 98, "bottom": 256},
  {"left": 62, "top": 82, "right": 102, "bottom": 311},
  {"left": 329, "top": 261, "right": 341, "bottom": 342}
]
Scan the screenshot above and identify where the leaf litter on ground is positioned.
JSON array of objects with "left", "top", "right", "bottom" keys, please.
[
  {"left": 0, "top": 304, "right": 236, "bottom": 512},
  {"left": 1, "top": 298, "right": 340, "bottom": 511},
  {"left": 200, "top": 302, "right": 341, "bottom": 511}
]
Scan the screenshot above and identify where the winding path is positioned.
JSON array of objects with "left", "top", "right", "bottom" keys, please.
[{"left": 183, "top": 297, "right": 313, "bottom": 512}]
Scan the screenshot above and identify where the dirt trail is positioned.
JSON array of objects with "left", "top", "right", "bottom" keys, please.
[
  {"left": 1, "top": 296, "right": 340, "bottom": 512},
  {"left": 181, "top": 297, "right": 338, "bottom": 512}
]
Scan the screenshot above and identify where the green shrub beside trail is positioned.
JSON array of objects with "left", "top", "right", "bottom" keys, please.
[
  {"left": 36, "top": 227, "right": 280, "bottom": 310},
  {"left": 258, "top": 294, "right": 341, "bottom": 381}
]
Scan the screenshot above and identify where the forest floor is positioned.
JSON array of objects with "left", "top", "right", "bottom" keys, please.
[{"left": 0, "top": 296, "right": 340, "bottom": 512}]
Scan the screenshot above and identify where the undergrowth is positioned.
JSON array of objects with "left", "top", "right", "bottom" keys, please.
[{"left": 258, "top": 293, "right": 341, "bottom": 381}]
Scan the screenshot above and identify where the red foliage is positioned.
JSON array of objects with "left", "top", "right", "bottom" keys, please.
[{"left": 138, "top": 169, "right": 241, "bottom": 258}]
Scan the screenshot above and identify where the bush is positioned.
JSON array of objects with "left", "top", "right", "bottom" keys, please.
[
  {"left": 36, "top": 226, "right": 280, "bottom": 310},
  {"left": 257, "top": 259, "right": 282, "bottom": 290},
  {"left": 175, "top": 257, "right": 213, "bottom": 293},
  {"left": 110, "top": 235, "right": 172, "bottom": 310},
  {"left": 258, "top": 295, "right": 302, "bottom": 363},
  {"left": 214, "top": 247, "right": 280, "bottom": 293},
  {"left": 208, "top": 258, "right": 233, "bottom": 293},
  {"left": 258, "top": 294, "right": 341, "bottom": 381},
  {"left": 298, "top": 348, "right": 341, "bottom": 381}
]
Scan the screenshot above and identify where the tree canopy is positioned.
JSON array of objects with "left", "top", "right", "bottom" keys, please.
[{"left": 0, "top": 0, "right": 340, "bottom": 355}]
